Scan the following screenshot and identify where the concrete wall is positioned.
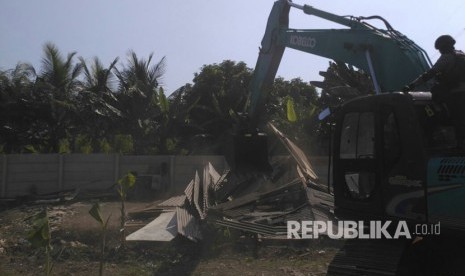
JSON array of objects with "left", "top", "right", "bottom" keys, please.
[{"left": 0, "top": 154, "right": 227, "bottom": 198}]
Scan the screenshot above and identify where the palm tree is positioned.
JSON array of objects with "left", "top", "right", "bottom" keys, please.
[
  {"left": 114, "top": 51, "right": 166, "bottom": 95},
  {"left": 35, "top": 42, "right": 83, "bottom": 152},
  {"left": 0, "top": 63, "right": 37, "bottom": 152},
  {"left": 39, "top": 42, "right": 82, "bottom": 99},
  {"left": 0, "top": 63, "right": 36, "bottom": 96},
  {"left": 78, "top": 57, "right": 122, "bottom": 148},
  {"left": 79, "top": 56, "right": 118, "bottom": 95},
  {"left": 113, "top": 51, "right": 167, "bottom": 154}
]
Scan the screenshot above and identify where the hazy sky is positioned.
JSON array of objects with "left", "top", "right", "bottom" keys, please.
[{"left": 1, "top": 0, "right": 464, "bottom": 94}]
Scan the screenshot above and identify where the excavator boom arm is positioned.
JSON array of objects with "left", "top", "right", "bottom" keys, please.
[{"left": 248, "top": 0, "right": 431, "bottom": 120}]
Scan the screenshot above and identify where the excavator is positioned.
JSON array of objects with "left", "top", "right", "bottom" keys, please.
[{"left": 232, "top": 0, "right": 465, "bottom": 275}]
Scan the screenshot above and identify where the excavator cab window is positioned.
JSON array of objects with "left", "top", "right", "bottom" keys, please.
[
  {"left": 344, "top": 172, "right": 375, "bottom": 199},
  {"left": 339, "top": 111, "right": 376, "bottom": 200},
  {"left": 340, "top": 112, "right": 375, "bottom": 159},
  {"left": 414, "top": 103, "right": 458, "bottom": 153},
  {"left": 382, "top": 110, "right": 401, "bottom": 169}
]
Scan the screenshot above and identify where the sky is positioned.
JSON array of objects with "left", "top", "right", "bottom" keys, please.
[{"left": 1, "top": 0, "right": 465, "bottom": 95}]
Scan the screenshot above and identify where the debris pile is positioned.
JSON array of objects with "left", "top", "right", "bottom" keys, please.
[{"left": 127, "top": 123, "right": 334, "bottom": 242}]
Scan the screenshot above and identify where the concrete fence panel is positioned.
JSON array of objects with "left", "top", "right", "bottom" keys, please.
[
  {"left": 0, "top": 154, "right": 331, "bottom": 199},
  {"left": 4, "top": 154, "right": 60, "bottom": 197},
  {"left": 0, "top": 154, "right": 228, "bottom": 198},
  {"left": 62, "top": 154, "right": 116, "bottom": 191}
]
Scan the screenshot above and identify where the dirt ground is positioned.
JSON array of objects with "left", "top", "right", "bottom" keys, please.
[{"left": 0, "top": 199, "right": 343, "bottom": 276}]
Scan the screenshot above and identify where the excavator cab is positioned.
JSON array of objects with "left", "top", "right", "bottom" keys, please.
[
  {"left": 330, "top": 91, "right": 465, "bottom": 238},
  {"left": 332, "top": 93, "right": 429, "bottom": 222}
]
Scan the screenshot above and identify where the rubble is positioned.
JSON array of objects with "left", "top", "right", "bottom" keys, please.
[{"left": 127, "top": 123, "right": 335, "bottom": 242}]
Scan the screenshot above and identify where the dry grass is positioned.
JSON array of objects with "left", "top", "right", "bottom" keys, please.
[{"left": 0, "top": 201, "right": 342, "bottom": 275}]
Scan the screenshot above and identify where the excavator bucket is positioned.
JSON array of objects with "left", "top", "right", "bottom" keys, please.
[{"left": 225, "top": 133, "right": 272, "bottom": 173}]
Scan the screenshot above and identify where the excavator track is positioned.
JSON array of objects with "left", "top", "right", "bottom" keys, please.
[{"left": 327, "top": 239, "right": 409, "bottom": 276}]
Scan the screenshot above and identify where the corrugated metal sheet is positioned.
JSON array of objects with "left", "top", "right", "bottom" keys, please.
[
  {"left": 210, "top": 169, "right": 230, "bottom": 192},
  {"left": 157, "top": 195, "right": 187, "bottom": 208},
  {"left": 193, "top": 171, "right": 204, "bottom": 219},
  {"left": 176, "top": 206, "right": 202, "bottom": 241},
  {"left": 268, "top": 123, "right": 318, "bottom": 181},
  {"left": 212, "top": 179, "right": 304, "bottom": 212},
  {"left": 184, "top": 179, "right": 194, "bottom": 205},
  {"left": 127, "top": 154, "right": 336, "bottom": 244},
  {"left": 283, "top": 205, "right": 314, "bottom": 222},
  {"left": 126, "top": 211, "right": 177, "bottom": 242},
  {"left": 208, "top": 162, "right": 221, "bottom": 184},
  {"left": 203, "top": 164, "right": 210, "bottom": 212},
  {"left": 213, "top": 218, "right": 287, "bottom": 236}
]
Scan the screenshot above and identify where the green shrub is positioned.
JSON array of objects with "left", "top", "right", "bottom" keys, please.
[
  {"left": 113, "top": 134, "right": 134, "bottom": 154},
  {"left": 74, "top": 134, "right": 93, "bottom": 154},
  {"left": 89, "top": 202, "right": 111, "bottom": 276},
  {"left": 116, "top": 172, "right": 136, "bottom": 248},
  {"left": 99, "top": 138, "right": 113, "bottom": 153},
  {"left": 27, "top": 210, "right": 53, "bottom": 276},
  {"left": 58, "top": 139, "right": 71, "bottom": 154}
]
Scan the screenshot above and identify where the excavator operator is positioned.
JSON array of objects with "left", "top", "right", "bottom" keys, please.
[
  {"left": 403, "top": 35, "right": 465, "bottom": 99},
  {"left": 404, "top": 34, "right": 465, "bottom": 149}
]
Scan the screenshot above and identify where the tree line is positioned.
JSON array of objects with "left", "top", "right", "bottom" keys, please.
[{"left": 0, "top": 43, "right": 373, "bottom": 155}]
